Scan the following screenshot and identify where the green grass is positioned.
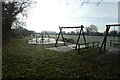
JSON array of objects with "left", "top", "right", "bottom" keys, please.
[{"left": 2, "top": 38, "right": 120, "bottom": 79}]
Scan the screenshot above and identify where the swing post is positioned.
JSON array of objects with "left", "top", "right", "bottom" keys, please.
[{"left": 99, "top": 23, "right": 120, "bottom": 53}]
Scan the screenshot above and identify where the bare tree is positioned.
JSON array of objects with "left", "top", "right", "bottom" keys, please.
[
  {"left": 85, "top": 25, "right": 98, "bottom": 35},
  {"left": 85, "top": 26, "right": 92, "bottom": 35},
  {"left": 65, "top": 0, "right": 103, "bottom": 6},
  {"left": 89, "top": 25, "right": 98, "bottom": 32},
  {"left": 2, "top": 0, "right": 36, "bottom": 38}
]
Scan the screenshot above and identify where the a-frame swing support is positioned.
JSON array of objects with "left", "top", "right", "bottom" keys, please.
[
  {"left": 55, "top": 26, "right": 67, "bottom": 46},
  {"left": 99, "top": 24, "right": 120, "bottom": 53},
  {"left": 55, "top": 25, "right": 87, "bottom": 50},
  {"left": 75, "top": 25, "right": 87, "bottom": 49},
  {"left": 99, "top": 25, "right": 110, "bottom": 52}
]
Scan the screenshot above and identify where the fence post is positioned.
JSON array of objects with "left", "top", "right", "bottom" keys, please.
[
  {"left": 86, "top": 43, "right": 89, "bottom": 49},
  {"left": 98, "top": 42, "right": 99, "bottom": 48},
  {"left": 93, "top": 42, "right": 94, "bottom": 48},
  {"left": 110, "top": 40, "right": 112, "bottom": 46},
  {"left": 78, "top": 44, "right": 80, "bottom": 50}
]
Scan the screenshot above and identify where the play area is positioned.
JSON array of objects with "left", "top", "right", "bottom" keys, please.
[
  {"left": 28, "top": 23, "right": 120, "bottom": 52},
  {"left": 3, "top": 1, "right": 120, "bottom": 79},
  {"left": 28, "top": 38, "right": 64, "bottom": 44},
  {"left": 3, "top": 24, "right": 120, "bottom": 79},
  {"left": 28, "top": 31, "right": 64, "bottom": 44},
  {"left": 28, "top": 25, "right": 88, "bottom": 52}
]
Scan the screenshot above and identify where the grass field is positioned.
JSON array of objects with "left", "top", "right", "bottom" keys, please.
[{"left": 2, "top": 37, "right": 120, "bottom": 79}]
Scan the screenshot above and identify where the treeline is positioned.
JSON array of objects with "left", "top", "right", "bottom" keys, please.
[
  {"left": 60, "top": 30, "right": 119, "bottom": 36},
  {"left": 8, "top": 27, "right": 35, "bottom": 38},
  {"left": 61, "top": 31, "right": 104, "bottom": 36},
  {"left": 56, "top": 24, "right": 120, "bottom": 36}
]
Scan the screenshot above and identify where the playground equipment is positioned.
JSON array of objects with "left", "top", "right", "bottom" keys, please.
[
  {"left": 28, "top": 31, "right": 64, "bottom": 44},
  {"left": 55, "top": 25, "right": 87, "bottom": 49},
  {"left": 33, "top": 30, "right": 50, "bottom": 44},
  {"left": 99, "top": 23, "right": 120, "bottom": 52},
  {"left": 46, "top": 25, "right": 100, "bottom": 52},
  {"left": 36, "top": 30, "right": 50, "bottom": 43}
]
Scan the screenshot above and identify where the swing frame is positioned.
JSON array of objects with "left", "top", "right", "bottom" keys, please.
[
  {"left": 99, "top": 23, "right": 120, "bottom": 52},
  {"left": 55, "top": 25, "right": 87, "bottom": 49}
]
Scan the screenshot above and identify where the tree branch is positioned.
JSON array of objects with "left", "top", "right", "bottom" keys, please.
[
  {"left": 97, "top": 0, "right": 103, "bottom": 6},
  {"left": 13, "top": 1, "right": 28, "bottom": 16}
]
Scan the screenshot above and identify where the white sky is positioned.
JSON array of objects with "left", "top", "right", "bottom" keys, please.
[{"left": 26, "top": 0, "right": 119, "bottom": 32}]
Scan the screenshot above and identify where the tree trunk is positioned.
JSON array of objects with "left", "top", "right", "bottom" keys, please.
[{"left": 2, "top": 18, "right": 13, "bottom": 39}]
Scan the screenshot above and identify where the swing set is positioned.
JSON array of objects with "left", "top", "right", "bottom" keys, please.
[
  {"left": 99, "top": 23, "right": 120, "bottom": 52},
  {"left": 55, "top": 25, "right": 87, "bottom": 49}
]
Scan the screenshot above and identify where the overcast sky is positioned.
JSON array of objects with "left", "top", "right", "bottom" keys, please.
[{"left": 26, "top": 0, "right": 119, "bottom": 32}]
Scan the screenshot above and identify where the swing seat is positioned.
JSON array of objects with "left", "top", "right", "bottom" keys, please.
[{"left": 63, "top": 38, "right": 75, "bottom": 43}]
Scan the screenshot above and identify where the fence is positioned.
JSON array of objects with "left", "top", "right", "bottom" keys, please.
[
  {"left": 77, "top": 41, "right": 99, "bottom": 50},
  {"left": 110, "top": 40, "right": 120, "bottom": 47}
]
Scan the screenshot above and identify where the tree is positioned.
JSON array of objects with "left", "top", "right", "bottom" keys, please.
[
  {"left": 109, "top": 30, "right": 118, "bottom": 36},
  {"left": 85, "top": 26, "right": 92, "bottom": 35},
  {"left": 85, "top": 25, "right": 98, "bottom": 35},
  {"left": 9, "top": 27, "right": 35, "bottom": 38},
  {"left": 70, "top": 31, "right": 75, "bottom": 35},
  {"left": 65, "top": 0, "right": 103, "bottom": 6},
  {"left": 62, "top": 31, "right": 66, "bottom": 34},
  {"left": 89, "top": 25, "right": 98, "bottom": 35},
  {"left": 2, "top": 0, "right": 35, "bottom": 38}
]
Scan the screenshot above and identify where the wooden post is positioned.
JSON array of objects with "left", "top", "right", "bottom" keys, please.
[
  {"left": 86, "top": 43, "right": 89, "bottom": 49},
  {"left": 55, "top": 26, "right": 61, "bottom": 47},
  {"left": 41, "top": 34, "right": 44, "bottom": 43},
  {"left": 81, "top": 25, "right": 87, "bottom": 49},
  {"left": 55, "top": 26, "right": 66, "bottom": 47},
  {"left": 98, "top": 42, "right": 99, "bottom": 48},
  {"left": 93, "top": 42, "right": 94, "bottom": 48},
  {"left": 99, "top": 25, "right": 110, "bottom": 53},
  {"left": 60, "top": 27, "right": 66, "bottom": 46},
  {"left": 45, "top": 31, "right": 50, "bottom": 38},
  {"left": 36, "top": 35, "right": 37, "bottom": 43},
  {"left": 110, "top": 40, "right": 112, "bottom": 46},
  {"left": 78, "top": 44, "right": 80, "bottom": 50},
  {"left": 103, "top": 26, "right": 110, "bottom": 51},
  {"left": 75, "top": 27, "right": 82, "bottom": 49}
]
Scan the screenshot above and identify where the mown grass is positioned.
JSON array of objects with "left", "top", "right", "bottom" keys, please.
[{"left": 2, "top": 38, "right": 120, "bottom": 79}]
